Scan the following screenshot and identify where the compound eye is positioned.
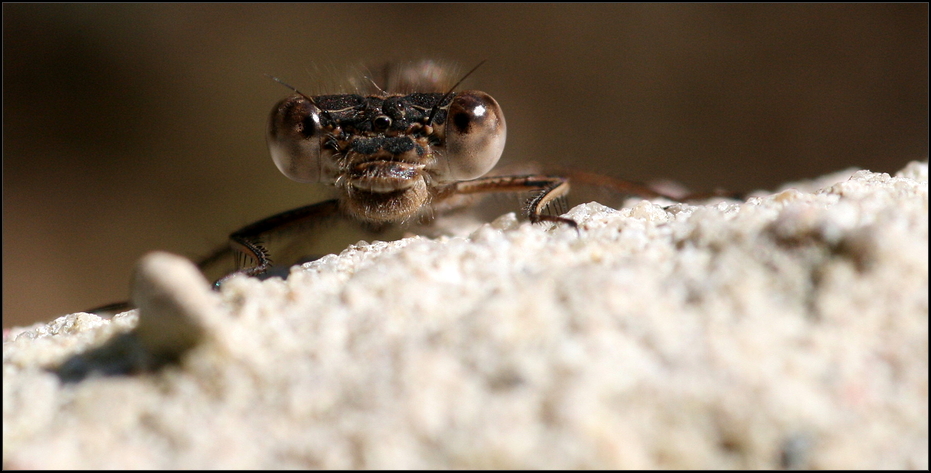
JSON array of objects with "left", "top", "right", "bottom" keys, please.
[
  {"left": 441, "top": 90, "right": 506, "bottom": 182},
  {"left": 267, "top": 94, "right": 324, "bottom": 183}
]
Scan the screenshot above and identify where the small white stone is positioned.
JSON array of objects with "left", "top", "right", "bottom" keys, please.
[{"left": 131, "top": 251, "right": 222, "bottom": 358}]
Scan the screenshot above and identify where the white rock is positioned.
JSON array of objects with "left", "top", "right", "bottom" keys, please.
[{"left": 3, "top": 162, "right": 927, "bottom": 469}]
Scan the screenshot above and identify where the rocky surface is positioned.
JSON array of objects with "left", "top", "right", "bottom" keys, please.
[{"left": 3, "top": 162, "right": 927, "bottom": 469}]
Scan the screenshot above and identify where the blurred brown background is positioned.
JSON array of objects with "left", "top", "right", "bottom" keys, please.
[{"left": 3, "top": 4, "right": 927, "bottom": 328}]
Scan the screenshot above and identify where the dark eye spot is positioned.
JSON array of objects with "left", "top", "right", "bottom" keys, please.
[
  {"left": 300, "top": 114, "right": 317, "bottom": 138},
  {"left": 452, "top": 111, "right": 472, "bottom": 133}
]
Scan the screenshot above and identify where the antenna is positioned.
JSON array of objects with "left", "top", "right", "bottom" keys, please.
[
  {"left": 264, "top": 74, "right": 313, "bottom": 102},
  {"left": 265, "top": 74, "right": 334, "bottom": 122},
  {"left": 426, "top": 59, "right": 487, "bottom": 125}
]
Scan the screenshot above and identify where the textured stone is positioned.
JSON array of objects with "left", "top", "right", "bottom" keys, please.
[{"left": 3, "top": 162, "right": 927, "bottom": 469}]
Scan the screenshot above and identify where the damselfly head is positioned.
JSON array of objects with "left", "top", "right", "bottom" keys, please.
[{"left": 266, "top": 61, "right": 506, "bottom": 223}]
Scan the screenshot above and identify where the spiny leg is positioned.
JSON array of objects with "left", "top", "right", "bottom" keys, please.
[
  {"left": 210, "top": 199, "right": 343, "bottom": 288},
  {"left": 451, "top": 175, "right": 577, "bottom": 228},
  {"left": 82, "top": 199, "right": 345, "bottom": 314}
]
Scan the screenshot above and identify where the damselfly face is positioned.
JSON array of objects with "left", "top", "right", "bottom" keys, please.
[{"left": 267, "top": 72, "right": 506, "bottom": 223}]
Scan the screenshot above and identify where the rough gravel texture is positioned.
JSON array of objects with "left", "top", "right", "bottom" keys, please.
[{"left": 3, "top": 162, "right": 928, "bottom": 469}]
